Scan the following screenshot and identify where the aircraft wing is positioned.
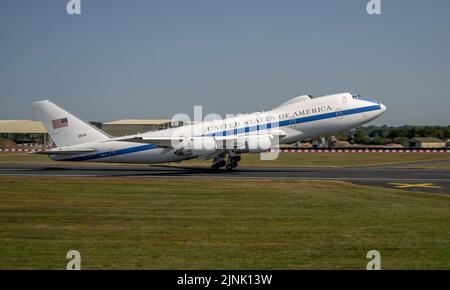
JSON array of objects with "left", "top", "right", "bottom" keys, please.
[
  {"left": 109, "top": 129, "right": 288, "bottom": 149},
  {"left": 106, "top": 136, "right": 183, "bottom": 147}
]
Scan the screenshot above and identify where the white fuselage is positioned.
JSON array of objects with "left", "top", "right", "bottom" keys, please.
[{"left": 52, "top": 93, "right": 386, "bottom": 164}]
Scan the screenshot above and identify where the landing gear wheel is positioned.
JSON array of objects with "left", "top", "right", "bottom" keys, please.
[
  {"left": 348, "top": 135, "right": 355, "bottom": 144},
  {"left": 211, "top": 164, "right": 219, "bottom": 172},
  {"left": 226, "top": 164, "right": 233, "bottom": 172},
  {"left": 230, "top": 156, "right": 241, "bottom": 163},
  {"left": 211, "top": 156, "right": 226, "bottom": 172},
  {"left": 228, "top": 154, "right": 241, "bottom": 170}
]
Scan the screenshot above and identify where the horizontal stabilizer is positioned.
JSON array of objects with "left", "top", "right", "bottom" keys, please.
[{"left": 31, "top": 149, "right": 96, "bottom": 155}]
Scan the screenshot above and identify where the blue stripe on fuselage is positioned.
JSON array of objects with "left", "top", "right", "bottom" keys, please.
[
  {"left": 61, "top": 144, "right": 156, "bottom": 161},
  {"left": 204, "top": 104, "right": 381, "bottom": 137}
]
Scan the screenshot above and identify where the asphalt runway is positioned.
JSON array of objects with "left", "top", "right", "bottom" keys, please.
[{"left": 0, "top": 164, "right": 449, "bottom": 194}]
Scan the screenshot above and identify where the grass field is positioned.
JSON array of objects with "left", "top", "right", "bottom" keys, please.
[
  {"left": 0, "top": 176, "right": 449, "bottom": 269},
  {"left": 1, "top": 152, "right": 450, "bottom": 168}
]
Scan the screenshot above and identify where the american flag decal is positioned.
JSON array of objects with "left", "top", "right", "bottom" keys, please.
[{"left": 52, "top": 118, "right": 69, "bottom": 129}]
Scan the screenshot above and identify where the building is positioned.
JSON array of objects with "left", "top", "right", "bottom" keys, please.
[
  {"left": 446, "top": 139, "right": 450, "bottom": 149},
  {"left": 406, "top": 137, "right": 446, "bottom": 149},
  {"left": 0, "top": 120, "right": 50, "bottom": 146},
  {"left": 0, "top": 119, "right": 185, "bottom": 146},
  {"left": 101, "top": 119, "right": 183, "bottom": 137}
]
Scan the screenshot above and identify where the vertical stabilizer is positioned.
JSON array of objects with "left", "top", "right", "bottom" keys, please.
[{"left": 32, "top": 100, "right": 110, "bottom": 147}]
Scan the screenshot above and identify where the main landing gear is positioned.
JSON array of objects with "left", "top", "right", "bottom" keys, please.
[
  {"left": 210, "top": 158, "right": 226, "bottom": 172},
  {"left": 210, "top": 154, "right": 241, "bottom": 172},
  {"left": 226, "top": 155, "right": 241, "bottom": 171}
]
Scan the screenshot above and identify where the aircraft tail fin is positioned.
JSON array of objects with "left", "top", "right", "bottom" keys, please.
[{"left": 32, "top": 100, "right": 110, "bottom": 147}]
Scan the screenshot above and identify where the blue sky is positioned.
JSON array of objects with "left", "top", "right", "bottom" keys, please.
[{"left": 0, "top": 0, "right": 449, "bottom": 126}]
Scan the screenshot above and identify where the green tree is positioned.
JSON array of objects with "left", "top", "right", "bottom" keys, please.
[{"left": 353, "top": 129, "right": 369, "bottom": 144}]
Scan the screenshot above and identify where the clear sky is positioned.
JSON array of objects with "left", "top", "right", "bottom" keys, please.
[{"left": 0, "top": 0, "right": 449, "bottom": 126}]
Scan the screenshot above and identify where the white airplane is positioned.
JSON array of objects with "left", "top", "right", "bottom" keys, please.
[{"left": 32, "top": 92, "right": 386, "bottom": 171}]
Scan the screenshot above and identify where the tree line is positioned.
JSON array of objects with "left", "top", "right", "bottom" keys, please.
[{"left": 335, "top": 125, "right": 450, "bottom": 145}]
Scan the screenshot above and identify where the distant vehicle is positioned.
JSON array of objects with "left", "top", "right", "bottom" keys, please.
[{"left": 32, "top": 93, "right": 386, "bottom": 171}]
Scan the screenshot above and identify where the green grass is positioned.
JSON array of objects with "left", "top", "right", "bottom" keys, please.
[
  {"left": 0, "top": 177, "right": 449, "bottom": 269},
  {"left": 0, "top": 153, "right": 117, "bottom": 166},
  {"left": 1, "top": 152, "right": 450, "bottom": 168}
]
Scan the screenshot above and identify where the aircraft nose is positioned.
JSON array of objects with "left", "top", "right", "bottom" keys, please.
[{"left": 380, "top": 103, "right": 387, "bottom": 113}]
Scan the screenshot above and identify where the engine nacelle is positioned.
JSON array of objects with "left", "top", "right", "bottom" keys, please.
[
  {"left": 234, "top": 135, "right": 273, "bottom": 153},
  {"left": 176, "top": 137, "right": 217, "bottom": 157}
]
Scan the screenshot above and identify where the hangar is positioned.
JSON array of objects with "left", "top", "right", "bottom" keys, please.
[
  {"left": 0, "top": 119, "right": 185, "bottom": 146},
  {"left": 407, "top": 137, "right": 446, "bottom": 149},
  {"left": 101, "top": 119, "right": 184, "bottom": 137},
  {"left": 0, "top": 120, "right": 50, "bottom": 146}
]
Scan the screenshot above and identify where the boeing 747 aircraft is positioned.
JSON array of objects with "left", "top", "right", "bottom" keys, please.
[{"left": 32, "top": 93, "right": 386, "bottom": 171}]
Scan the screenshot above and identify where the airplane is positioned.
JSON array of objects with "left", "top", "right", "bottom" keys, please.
[{"left": 32, "top": 92, "right": 386, "bottom": 171}]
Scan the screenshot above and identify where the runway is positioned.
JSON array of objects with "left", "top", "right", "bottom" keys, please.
[{"left": 1, "top": 164, "right": 450, "bottom": 194}]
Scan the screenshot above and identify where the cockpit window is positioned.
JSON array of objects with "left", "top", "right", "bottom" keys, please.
[{"left": 352, "top": 94, "right": 361, "bottom": 99}]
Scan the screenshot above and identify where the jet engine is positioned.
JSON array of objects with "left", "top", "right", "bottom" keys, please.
[
  {"left": 234, "top": 135, "right": 273, "bottom": 153},
  {"left": 176, "top": 137, "right": 217, "bottom": 157}
]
